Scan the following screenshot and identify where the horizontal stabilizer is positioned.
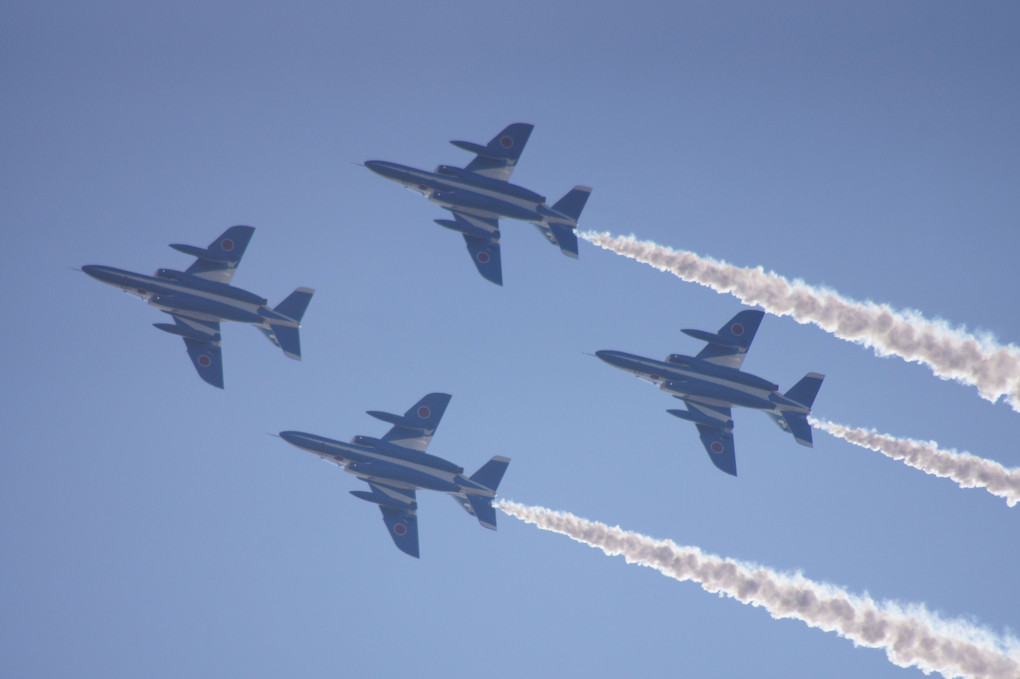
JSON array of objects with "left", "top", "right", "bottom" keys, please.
[
  {"left": 784, "top": 372, "right": 825, "bottom": 409},
  {"left": 469, "top": 456, "right": 510, "bottom": 492},
  {"left": 782, "top": 413, "right": 814, "bottom": 447},
  {"left": 466, "top": 494, "right": 498, "bottom": 530},
  {"left": 547, "top": 223, "right": 579, "bottom": 258},
  {"left": 269, "top": 324, "right": 302, "bottom": 360}
]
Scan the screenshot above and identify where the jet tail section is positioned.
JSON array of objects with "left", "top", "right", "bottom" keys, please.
[
  {"left": 460, "top": 456, "right": 510, "bottom": 530},
  {"left": 470, "top": 456, "right": 510, "bottom": 492},
  {"left": 259, "top": 288, "right": 314, "bottom": 360},
  {"left": 784, "top": 372, "right": 825, "bottom": 409},
  {"left": 781, "top": 413, "right": 814, "bottom": 447},
  {"left": 551, "top": 186, "right": 592, "bottom": 222}
]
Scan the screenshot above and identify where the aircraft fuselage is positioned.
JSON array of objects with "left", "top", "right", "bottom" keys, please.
[
  {"left": 364, "top": 160, "right": 575, "bottom": 227},
  {"left": 278, "top": 430, "right": 495, "bottom": 497},
  {"left": 595, "top": 350, "right": 809, "bottom": 414},
  {"left": 82, "top": 265, "right": 296, "bottom": 328}
]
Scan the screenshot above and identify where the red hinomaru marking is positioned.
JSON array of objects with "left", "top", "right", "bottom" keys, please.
[
  {"left": 198, "top": 355, "right": 212, "bottom": 367},
  {"left": 710, "top": 441, "right": 724, "bottom": 454},
  {"left": 477, "top": 252, "right": 490, "bottom": 264},
  {"left": 417, "top": 406, "right": 431, "bottom": 418},
  {"left": 500, "top": 136, "right": 513, "bottom": 148},
  {"left": 731, "top": 323, "right": 744, "bottom": 336},
  {"left": 393, "top": 523, "right": 407, "bottom": 536},
  {"left": 221, "top": 238, "right": 234, "bottom": 251}
]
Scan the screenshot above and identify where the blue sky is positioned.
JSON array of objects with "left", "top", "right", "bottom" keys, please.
[{"left": 3, "top": 2, "right": 1018, "bottom": 677}]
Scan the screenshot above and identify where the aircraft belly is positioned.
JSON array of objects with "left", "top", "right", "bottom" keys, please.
[{"left": 662, "top": 378, "right": 773, "bottom": 410}]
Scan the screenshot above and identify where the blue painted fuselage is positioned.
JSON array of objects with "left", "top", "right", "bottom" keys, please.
[
  {"left": 82, "top": 265, "right": 296, "bottom": 328},
  {"left": 364, "top": 161, "right": 574, "bottom": 228},
  {"left": 595, "top": 350, "right": 809, "bottom": 415},
  {"left": 278, "top": 431, "right": 495, "bottom": 498}
]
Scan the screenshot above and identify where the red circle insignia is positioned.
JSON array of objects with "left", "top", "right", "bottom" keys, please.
[
  {"left": 477, "top": 252, "right": 490, "bottom": 264},
  {"left": 418, "top": 406, "right": 431, "bottom": 418},
  {"left": 710, "top": 441, "right": 724, "bottom": 454},
  {"left": 500, "top": 136, "right": 513, "bottom": 148},
  {"left": 198, "top": 355, "right": 212, "bottom": 367},
  {"left": 731, "top": 323, "right": 744, "bottom": 336},
  {"left": 394, "top": 523, "right": 407, "bottom": 536},
  {"left": 221, "top": 238, "right": 234, "bottom": 251}
]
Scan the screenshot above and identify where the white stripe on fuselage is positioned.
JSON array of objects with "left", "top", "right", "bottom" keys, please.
[
  {"left": 309, "top": 437, "right": 461, "bottom": 487},
  {"left": 113, "top": 271, "right": 263, "bottom": 320},
  {"left": 628, "top": 356, "right": 773, "bottom": 401},
  {"left": 396, "top": 167, "right": 573, "bottom": 225}
]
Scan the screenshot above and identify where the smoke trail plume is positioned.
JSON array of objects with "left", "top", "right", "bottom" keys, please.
[
  {"left": 810, "top": 418, "right": 1020, "bottom": 507},
  {"left": 498, "top": 500, "right": 1020, "bottom": 678},
  {"left": 581, "top": 231, "right": 1020, "bottom": 412}
]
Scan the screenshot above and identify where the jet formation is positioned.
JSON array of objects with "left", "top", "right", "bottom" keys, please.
[
  {"left": 280, "top": 393, "right": 510, "bottom": 558},
  {"left": 365, "top": 123, "right": 591, "bottom": 285},
  {"left": 596, "top": 310, "right": 824, "bottom": 476},
  {"left": 83, "top": 225, "right": 314, "bottom": 388}
]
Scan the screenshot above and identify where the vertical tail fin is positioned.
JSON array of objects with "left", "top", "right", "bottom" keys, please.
[
  {"left": 274, "top": 287, "right": 315, "bottom": 324},
  {"left": 785, "top": 373, "right": 825, "bottom": 409},
  {"left": 260, "top": 287, "right": 314, "bottom": 360},
  {"left": 551, "top": 186, "right": 592, "bottom": 222},
  {"left": 462, "top": 456, "right": 510, "bottom": 531},
  {"left": 470, "top": 456, "right": 510, "bottom": 492}
]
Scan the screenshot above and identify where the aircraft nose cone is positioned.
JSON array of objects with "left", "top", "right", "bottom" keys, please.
[
  {"left": 279, "top": 431, "right": 305, "bottom": 448},
  {"left": 82, "top": 264, "right": 118, "bottom": 284},
  {"left": 81, "top": 264, "right": 102, "bottom": 279},
  {"left": 364, "top": 160, "right": 387, "bottom": 176},
  {"left": 595, "top": 350, "right": 619, "bottom": 364}
]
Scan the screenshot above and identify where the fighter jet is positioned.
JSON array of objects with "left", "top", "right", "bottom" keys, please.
[
  {"left": 280, "top": 393, "right": 510, "bottom": 558},
  {"left": 365, "top": 123, "right": 591, "bottom": 285},
  {"left": 596, "top": 310, "right": 824, "bottom": 476},
  {"left": 82, "top": 225, "right": 314, "bottom": 388}
]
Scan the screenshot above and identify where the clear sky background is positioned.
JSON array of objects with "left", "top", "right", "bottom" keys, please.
[{"left": 3, "top": 3, "right": 1018, "bottom": 677}]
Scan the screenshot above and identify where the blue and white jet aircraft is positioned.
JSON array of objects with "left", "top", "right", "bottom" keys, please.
[
  {"left": 82, "top": 225, "right": 314, "bottom": 389},
  {"left": 596, "top": 310, "right": 824, "bottom": 476},
  {"left": 365, "top": 123, "right": 591, "bottom": 285},
  {"left": 280, "top": 393, "right": 510, "bottom": 558}
]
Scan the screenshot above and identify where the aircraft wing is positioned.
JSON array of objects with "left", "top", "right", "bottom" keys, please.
[
  {"left": 173, "top": 225, "right": 255, "bottom": 285},
  {"left": 674, "top": 399, "right": 738, "bottom": 476},
  {"left": 453, "top": 123, "right": 534, "bottom": 182},
  {"left": 371, "top": 393, "right": 453, "bottom": 452},
  {"left": 688, "top": 309, "right": 765, "bottom": 370},
  {"left": 452, "top": 211, "right": 503, "bottom": 285},
  {"left": 368, "top": 482, "right": 420, "bottom": 558},
  {"left": 167, "top": 315, "right": 224, "bottom": 388}
]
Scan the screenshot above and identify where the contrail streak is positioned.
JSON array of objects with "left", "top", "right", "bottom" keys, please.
[
  {"left": 811, "top": 418, "right": 1020, "bottom": 507},
  {"left": 498, "top": 500, "right": 1020, "bottom": 679},
  {"left": 581, "top": 231, "right": 1020, "bottom": 412}
]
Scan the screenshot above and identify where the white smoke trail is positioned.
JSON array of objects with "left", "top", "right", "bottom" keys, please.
[
  {"left": 498, "top": 500, "right": 1020, "bottom": 679},
  {"left": 581, "top": 231, "right": 1020, "bottom": 412},
  {"left": 810, "top": 418, "right": 1020, "bottom": 507}
]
